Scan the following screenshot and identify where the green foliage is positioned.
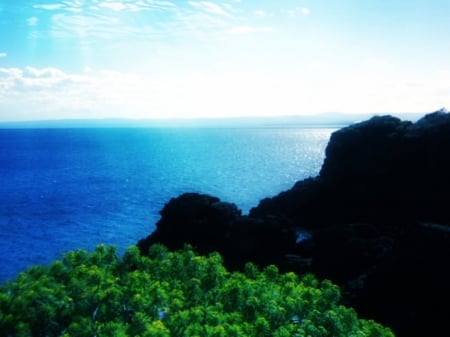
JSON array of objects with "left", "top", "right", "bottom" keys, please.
[{"left": 0, "top": 243, "right": 395, "bottom": 337}]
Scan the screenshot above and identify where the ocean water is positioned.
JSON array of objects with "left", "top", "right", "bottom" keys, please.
[{"left": 0, "top": 127, "right": 335, "bottom": 283}]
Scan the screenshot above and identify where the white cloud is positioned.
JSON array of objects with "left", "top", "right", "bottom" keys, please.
[
  {"left": 188, "top": 1, "right": 201, "bottom": 9},
  {"left": 0, "top": 68, "right": 21, "bottom": 76},
  {"left": 33, "top": 4, "right": 65, "bottom": 10},
  {"left": 188, "top": 1, "right": 231, "bottom": 17},
  {"left": 287, "top": 7, "right": 311, "bottom": 17},
  {"left": 0, "top": 67, "right": 285, "bottom": 120},
  {"left": 50, "top": 13, "right": 125, "bottom": 39},
  {"left": 0, "top": 52, "right": 7, "bottom": 58},
  {"left": 201, "top": 2, "right": 230, "bottom": 16},
  {"left": 146, "top": 1, "right": 176, "bottom": 7},
  {"left": 0, "top": 65, "right": 448, "bottom": 121},
  {"left": 0, "top": 67, "right": 78, "bottom": 96},
  {"left": 33, "top": 0, "right": 176, "bottom": 18},
  {"left": 63, "top": 0, "right": 84, "bottom": 6},
  {"left": 28, "top": 0, "right": 238, "bottom": 42},
  {"left": 66, "top": 6, "right": 83, "bottom": 13},
  {"left": 99, "top": 1, "right": 127, "bottom": 11},
  {"left": 25, "top": 66, "right": 66, "bottom": 79},
  {"left": 0, "top": 67, "right": 104, "bottom": 119}
]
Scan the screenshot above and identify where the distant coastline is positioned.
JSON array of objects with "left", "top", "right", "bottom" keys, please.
[{"left": 0, "top": 112, "right": 424, "bottom": 129}]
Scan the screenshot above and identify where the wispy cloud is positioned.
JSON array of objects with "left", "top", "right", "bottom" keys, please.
[
  {"left": 0, "top": 66, "right": 301, "bottom": 120},
  {"left": 286, "top": 7, "right": 311, "bottom": 17},
  {"left": 50, "top": 13, "right": 125, "bottom": 39},
  {"left": 188, "top": 1, "right": 231, "bottom": 17},
  {"left": 27, "top": 0, "right": 244, "bottom": 41},
  {"left": 34, "top": 0, "right": 177, "bottom": 14},
  {"left": 25, "top": 66, "right": 67, "bottom": 79},
  {"left": 33, "top": 4, "right": 65, "bottom": 10},
  {"left": 0, "top": 52, "right": 7, "bottom": 58},
  {"left": 1, "top": 65, "right": 447, "bottom": 121},
  {"left": 227, "top": 25, "right": 272, "bottom": 34},
  {"left": 0, "top": 66, "right": 120, "bottom": 118},
  {"left": 99, "top": 2, "right": 128, "bottom": 12},
  {"left": 0, "top": 67, "right": 78, "bottom": 93},
  {"left": 0, "top": 67, "right": 80, "bottom": 118},
  {"left": 0, "top": 66, "right": 214, "bottom": 119}
]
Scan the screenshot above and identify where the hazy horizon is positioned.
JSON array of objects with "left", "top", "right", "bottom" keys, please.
[
  {"left": 1, "top": 1, "right": 449, "bottom": 121},
  {"left": 0, "top": 111, "right": 429, "bottom": 129}
]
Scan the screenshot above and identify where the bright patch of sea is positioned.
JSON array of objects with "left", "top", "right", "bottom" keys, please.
[{"left": 0, "top": 127, "right": 336, "bottom": 283}]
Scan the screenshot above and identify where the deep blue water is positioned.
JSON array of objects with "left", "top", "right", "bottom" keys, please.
[{"left": 0, "top": 127, "right": 335, "bottom": 283}]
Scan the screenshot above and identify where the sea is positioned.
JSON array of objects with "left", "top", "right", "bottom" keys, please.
[{"left": 0, "top": 126, "right": 337, "bottom": 284}]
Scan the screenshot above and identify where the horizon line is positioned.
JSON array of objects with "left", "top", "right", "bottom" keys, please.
[{"left": 0, "top": 111, "right": 428, "bottom": 126}]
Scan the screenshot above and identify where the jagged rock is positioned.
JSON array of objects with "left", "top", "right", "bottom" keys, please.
[
  {"left": 353, "top": 223, "right": 450, "bottom": 337},
  {"left": 249, "top": 110, "right": 450, "bottom": 337},
  {"left": 138, "top": 193, "right": 241, "bottom": 255},
  {"left": 310, "top": 223, "right": 394, "bottom": 283},
  {"left": 137, "top": 193, "right": 297, "bottom": 270},
  {"left": 251, "top": 112, "right": 450, "bottom": 226},
  {"left": 223, "top": 215, "right": 298, "bottom": 270},
  {"left": 138, "top": 110, "right": 450, "bottom": 337}
]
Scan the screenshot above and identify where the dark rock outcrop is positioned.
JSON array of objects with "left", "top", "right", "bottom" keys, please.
[
  {"left": 252, "top": 111, "right": 450, "bottom": 225},
  {"left": 138, "top": 193, "right": 241, "bottom": 255},
  {"left": 138, "top": 193, "right": 297, "bottom": 270},
  {"left": 138, "top": 109, "right": 450, "bottom": 337}
]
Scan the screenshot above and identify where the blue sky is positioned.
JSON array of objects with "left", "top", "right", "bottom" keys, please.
[{"left": 0, "top": 0, "right": 449, "bottom": 121}]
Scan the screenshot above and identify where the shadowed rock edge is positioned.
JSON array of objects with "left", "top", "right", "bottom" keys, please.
[{"left": 138, "top": 110, "right": 450, "bottom": 337}]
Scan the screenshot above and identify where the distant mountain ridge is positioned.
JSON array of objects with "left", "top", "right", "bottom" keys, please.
[{"left": 0, "top": 112, "right": 424, "bottom": 128}]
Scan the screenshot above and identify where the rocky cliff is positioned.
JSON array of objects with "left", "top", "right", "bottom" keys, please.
[{"left": 138, "top": 110, "right": 450, "bottom": 337}]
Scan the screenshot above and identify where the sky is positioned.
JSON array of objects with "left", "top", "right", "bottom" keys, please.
[{"left": 0, "top": 0, "right": 449, "bottom": 121}]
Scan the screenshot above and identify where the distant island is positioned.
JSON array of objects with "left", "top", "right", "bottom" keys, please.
[
  {"left": 0, "top": 112, "right": 424, "bottom": 129},
  {"left": 138, "top": 109, "right": 450, "bottom": 337}
]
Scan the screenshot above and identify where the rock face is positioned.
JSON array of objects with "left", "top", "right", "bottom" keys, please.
[
  {"left": 253, "top": 111, "right": 450, "bottom": 225},
  {"left": 138, "top": 193, "right": 297, "bottom": 270},
  {"left": 138, "top": 110, "right": 450, "bottom": 337},
  {"left": 138, "top": 193, "right": 241, "bottom": 254}
]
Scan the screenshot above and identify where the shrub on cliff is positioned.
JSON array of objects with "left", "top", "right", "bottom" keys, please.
[{"left": 0, "top": 244, "right": 394, "bottom": 337}]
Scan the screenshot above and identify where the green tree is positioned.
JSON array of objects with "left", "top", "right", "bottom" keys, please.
[{"left": 0, "top": 244, "right": 395, "bottom": 337}]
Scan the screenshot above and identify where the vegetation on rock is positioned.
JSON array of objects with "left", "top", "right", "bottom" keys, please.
[{"left": 0, "top": 244, "right": 394, "bottom": 337}]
